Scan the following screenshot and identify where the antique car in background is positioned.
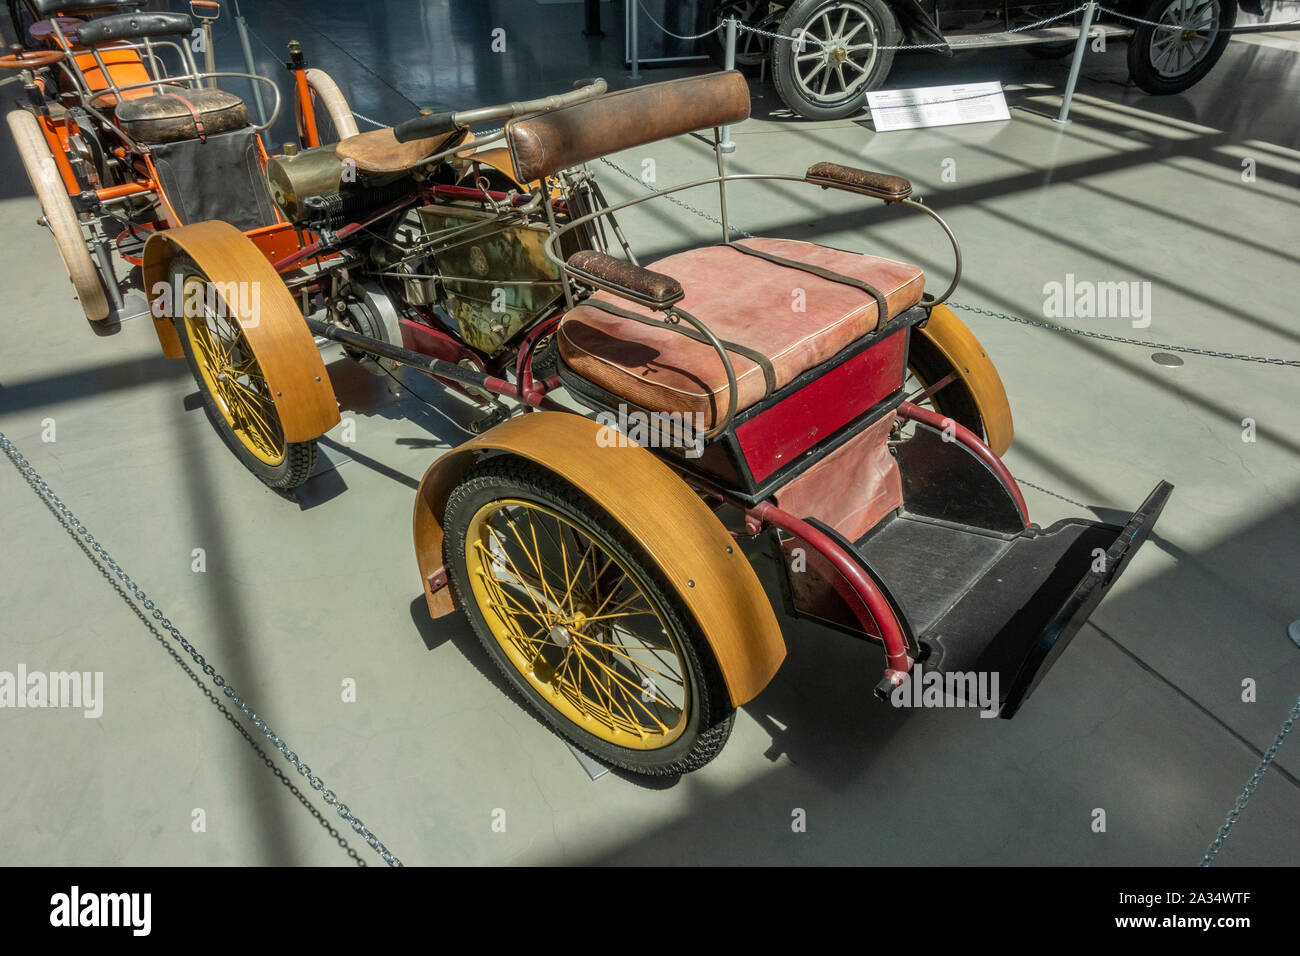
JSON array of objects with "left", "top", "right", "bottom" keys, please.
[{"left": 705, "top": 0, "right": 1252, "bottom": 118}]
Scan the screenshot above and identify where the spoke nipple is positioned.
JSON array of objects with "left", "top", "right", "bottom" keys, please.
[{"left": 687, "top": 579, "right": 696, "bottom": 588}]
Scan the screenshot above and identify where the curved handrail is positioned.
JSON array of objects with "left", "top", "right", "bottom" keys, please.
[
  {"left": 542, "top": 172, "right": 962, "bottom": 306},
  {"left": 541, "top": 171, "right": 964, "bottom": 437}
]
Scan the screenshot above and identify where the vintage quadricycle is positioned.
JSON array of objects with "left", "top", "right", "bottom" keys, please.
[{"left": 7, "top": 12, "right": 1169, "bottom": 774}]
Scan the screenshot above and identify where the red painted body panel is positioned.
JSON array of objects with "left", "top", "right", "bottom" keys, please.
[{"left": 736, "top": 331, "right": 905, "bottom": 483}]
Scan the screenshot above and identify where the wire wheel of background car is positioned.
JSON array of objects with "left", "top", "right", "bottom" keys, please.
[
  {"left": 444, "top": 457, "right": 735, "bottom": 775},
  {"left": 772, "top": 0, "right": 898, "bottom": 120},
  {"left": 1126, "top": 0, "right": 1235, "bottom": 94},
  {"left": 170, "top": 254, "right": 317, "bottom": 488},
  {"left": 7, "top": 109, "right": 111, "bottom": 322},
  {"left": 703, "top": 0, "right": 771, "bottom": 71},
  {"left": 899, "top": 333, "right": 986, "bottom": 442}
]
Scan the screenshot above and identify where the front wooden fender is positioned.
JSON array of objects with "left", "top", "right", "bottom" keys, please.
[
  {"left": 143, "top": 220, "right": 340, "bottom": 443},
  {"left": 413, "top": 412, "right": 787, "bottom": 706},
  {"left": 916, "top": 304, "right": 1014, "bottom": 457}
]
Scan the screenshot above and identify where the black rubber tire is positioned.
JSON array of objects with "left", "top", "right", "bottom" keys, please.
[
  {"left": 444, "top": 456, "right": 735, "bottom": 776},
  {"left": 905, "top": 330, "right": 986, "bottom": 442},
  {"left": 1126, "top": 0, "right": 1235, "bottom": 94},
  {"left": 772, "top": 0, "right": 897, "bottom": 120},
  {"left": 171, "top": 253, "right": 318, "bottom": 489}
]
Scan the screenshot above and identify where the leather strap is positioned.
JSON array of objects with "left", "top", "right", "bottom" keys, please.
[
  {"left": 578, "top": 297, "right": 776, "bottom": 397},
  {"left": 728, "top": 241, "right": 891, "bottom": 328},
  {"left": 168, "top": 92, "right": 206, "bottom": 142}
]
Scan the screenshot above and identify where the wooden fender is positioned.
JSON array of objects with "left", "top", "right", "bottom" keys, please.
[
  {"left": 413, "top": 412, "right": 787, "bottom": 707},
  {"left": 916, "top": 304, "right": 1014, "bottom": 457},
  {"left": 143, "top": 220, "right": 339, "bottom": 443}
]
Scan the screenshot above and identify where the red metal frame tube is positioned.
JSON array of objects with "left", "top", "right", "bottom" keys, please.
[
  {"left": 748, "top": 500, "right": 913, "bottom": 683},
  {"left": 898, "top": 400, "right": 1030, "bottom": 527}
]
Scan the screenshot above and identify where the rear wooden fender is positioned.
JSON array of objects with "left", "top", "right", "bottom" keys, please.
[
  {"left": 413, "top": 412, "right": 787, "bottom": 707},
  {"left": 916, "top": 304, "right": 1014, "bottom": 457},
  {"left": 143, "top": 220, "right": 340, "bottom": 443}
]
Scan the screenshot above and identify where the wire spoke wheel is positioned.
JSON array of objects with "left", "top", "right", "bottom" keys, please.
[
  {"left": 171, "top": 253, "right": 317, "bottom": 488},
  {"left": 445, "top": 458, "right": 734, "bottom": 774},
  {"left": 182, "top": 276, "right": 286, "bottom": 466},
  {"left": 467, "top": 498, "right": 689, "bottom": 748}
]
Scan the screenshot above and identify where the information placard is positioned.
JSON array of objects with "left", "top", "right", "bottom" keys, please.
[{"left": 866, "top": 82, "right": 1011, "bottom": 132}]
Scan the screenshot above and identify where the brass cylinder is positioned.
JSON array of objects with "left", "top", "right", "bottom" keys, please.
[{"left": 265, "top": 145, "right": 347, "bottom": 223}]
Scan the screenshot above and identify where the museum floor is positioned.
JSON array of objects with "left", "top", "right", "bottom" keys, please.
[{"left": 1, "top": 2, "right": 1297, "bottom": 865}]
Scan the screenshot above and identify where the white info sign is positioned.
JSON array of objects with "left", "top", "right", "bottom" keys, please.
[{"left": 866, "top": 81, "right": 1011, "bottom": 132}]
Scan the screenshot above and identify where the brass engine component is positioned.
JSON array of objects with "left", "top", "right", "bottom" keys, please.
[{"left": 265, "top": 145, "right": 348, "bottom": 223}]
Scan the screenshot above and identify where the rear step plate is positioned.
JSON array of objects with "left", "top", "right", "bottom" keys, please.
[{"left": 861, "top": 480, "right": 1172, "bottom": 717}]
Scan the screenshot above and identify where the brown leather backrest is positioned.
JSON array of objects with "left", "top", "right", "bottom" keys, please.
[{"left": 506, "top": 71, "right": 750, "bottom": 183}]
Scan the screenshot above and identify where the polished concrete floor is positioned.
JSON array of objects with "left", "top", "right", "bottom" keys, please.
[{"left": 1, "top": 2, "right": 1298, "bottom": 866}]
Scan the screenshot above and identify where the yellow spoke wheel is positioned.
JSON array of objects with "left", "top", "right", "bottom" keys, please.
[
  {"left": 445, "top": 457, "right": 734, "bottom": 775},
  {"left": 171, "top": 253, "right": 318, "bottom": 488}
]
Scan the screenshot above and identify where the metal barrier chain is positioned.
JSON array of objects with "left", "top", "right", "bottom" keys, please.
[
  {"left": 351, "top": 109, "right": 389, "bottom": 129},
  {"left": 595, "top": 156, "right": 1300, "bottom": 367},
  {"left": 1201, "top": 695, "right": 1300, "bottom": 865},
  {"left": 635, "top": 0, "right": 724, "bottom": 41},
  {"left": 1098, "top": 6, "right": 1300, "bottom": 30},
  {"left": 950, "top": 303, "right": 1300, "bottom": 367},
  {"left": 730, "top": 4, "right": 1091, "bottom": 51},
  {"left": 0, "top": 431, "right": 404, "bottom": 868}
]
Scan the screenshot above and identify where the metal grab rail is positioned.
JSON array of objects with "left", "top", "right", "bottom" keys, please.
[
  {"left": 95, "top": 71, "right": 284, "bottom": 133},
  {"left": 539, "top": 170, "right": 963, "bottom": 437},
  {"left": 543, "top": 172, "right": 962, "bottom": 306}
]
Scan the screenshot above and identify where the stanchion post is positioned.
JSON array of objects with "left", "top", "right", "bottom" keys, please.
[
  {"left": 233, "top": 2, "right": 269, "bottom": 126},
  {"left": 719, "top": 17, "right": 737, "bottom": 153},
  {"left": 1054, "top": 1, "right": 1096, "bottom": 125},
  {"left": 628, "top": 0, "right": 640, "bottom": 79}
]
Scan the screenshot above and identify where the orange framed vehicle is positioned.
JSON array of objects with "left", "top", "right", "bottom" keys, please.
[{"left": 8, "top": 10, "right": 1170, "bottom": 776}]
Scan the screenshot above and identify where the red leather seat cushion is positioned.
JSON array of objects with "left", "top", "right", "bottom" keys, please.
[{"left": 558, "top": 238, "right": 924, "bottom": 428}]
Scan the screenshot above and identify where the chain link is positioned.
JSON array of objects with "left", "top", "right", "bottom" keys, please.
[
  {"left": 635, "top": 0, "right": 725, "bottom": 41},
  {"left": 949, "top": 303, "right": 1300, "bottom": 367},
  {"left": 1100, "top": 6, "right": 1300, "bottom": 30},
  {"left": 728, "top": 4, "right": 1091, "bottom": 50},
  {"left": 1201, "top": 696, "right": 1300, "bottom": 865},
  {"left": 0, "top": 432, "right": 404, "bottom": 868},
  {"left": 596, "top": 157, "right": 1299, "bottom": 368}
]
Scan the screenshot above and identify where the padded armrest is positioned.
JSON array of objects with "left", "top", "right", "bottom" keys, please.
[
  {"left": 566, "top": 250, "right": 684, "bottom": 311},
  {"left": 75, "top": 11, "right": 193, "bottom": 47},
  {"left": 806, "top": 162, "right": 912, "bottom": 202}
]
